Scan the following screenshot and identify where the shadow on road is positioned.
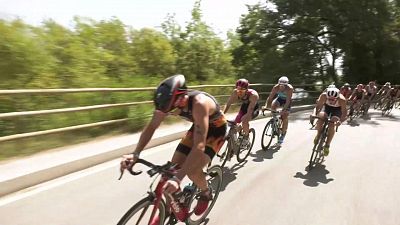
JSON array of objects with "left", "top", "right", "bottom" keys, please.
[
  {"left": 294, "top": 165, "right": 334, "bottom": 187},
  {"left": 201, "top": 218, "right": 210, "bottom": 225},
  {"left": 219, "top": 161, "right": 247, "bottom": 192},
  {"left": 250, "top": 144, "right": 281, "bottom": 161}
]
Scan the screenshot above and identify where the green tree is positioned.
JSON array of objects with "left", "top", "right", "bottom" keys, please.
[
  {"left": 129, "top": 28, "right": 176, "bottom": 77},
  {"left": 234, "top": 0, "right": 400, "bottom": 85},
  {"left": 0, "top": 19, "right": 56, "bottom": 89},
  {"left": 176, "top": 0, "right": 234, "bottom": 82}
]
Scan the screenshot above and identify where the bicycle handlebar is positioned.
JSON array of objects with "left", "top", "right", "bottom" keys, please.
[
  {"left": 119, "top": 158, "right": 177, "bottom": 180},
  {"left": 310, "top": 115, "right": 340, "bottom": 132},
  {"left": 261, "top": 108, "right": 280, "bottom": 116}
]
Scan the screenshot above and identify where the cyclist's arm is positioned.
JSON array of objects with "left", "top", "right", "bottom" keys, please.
[
  {"left": 313, "top": 93, "right": 325, "bottom": 115},
  {"left": 339, "top": 97, "right": 347, "bottom": 122},
  {"left": 223, "top": 90, "right": 236, "bottom": 114},
  {"left": 244, "top": 92, "right": 259, "bottom": 117},
  {"left": 176, "top": 96, "right": 209, "bottom": 180},
  {"left": 349, "top": 89, "right": 356, "bottom": 101},
  {"left": 283, "top": 86, "right": 293, "bottom": 111},
  {"left": 132, "top": 110, "right": 167, "bottom": 155},
  {"left": 265, "top": 86, "right": 277, "bottom": 108}
]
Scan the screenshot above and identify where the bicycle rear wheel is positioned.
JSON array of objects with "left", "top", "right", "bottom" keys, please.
[
  {"left": 186, "top": 165, "right": 223, "bottom": 225},
  {"left": 237, "top": 128, "right": 255, "bottom": 163},
  {"left": 261, "top": 121, "right": 274, "bottom": 150},
  {"left": 117, "top": 195, "right": 166, "bottom": 225}
]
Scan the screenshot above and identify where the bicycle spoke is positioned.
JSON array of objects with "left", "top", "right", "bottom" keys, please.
[
  {"left": 237, "top": 128, "right": 255, "bottom": 163},
  {"left": 117, "top": 196, "right": 166, "bottom": 225},
  {"left": 186, "top": 166, "right": 223, "bottom": 225}
]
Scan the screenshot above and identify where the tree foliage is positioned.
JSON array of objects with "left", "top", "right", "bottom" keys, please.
[{"left": 234, "top": 0, "right": 400, "bottom": 85}]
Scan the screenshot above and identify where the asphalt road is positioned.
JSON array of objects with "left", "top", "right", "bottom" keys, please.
[{"left": 0, "top": 109, "right": 399, "bottom": 225}]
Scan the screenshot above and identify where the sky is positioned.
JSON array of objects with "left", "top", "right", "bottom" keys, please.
[{"left": 0, "top": 0, "right": 262, "bottom": 38}]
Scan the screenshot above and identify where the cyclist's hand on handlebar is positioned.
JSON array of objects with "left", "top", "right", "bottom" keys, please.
[{"left": 120, "top": 153, "right": 139, "bottom": 174}]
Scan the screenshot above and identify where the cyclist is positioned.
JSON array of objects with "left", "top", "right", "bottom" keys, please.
[
  {"left": 312, "top": 86, "right": 347, "bottom": 156},
  {"left": 348, "top": 84, "right": 366, "bottom": 117},
  {"left": 375, "top": 82, "right": 392, "bottom": 107},
  {"left": 364, "top": 81, "right": 377, "bottom": 113},
  {"left": 223, "top": 78, "right": 260, "bottom": 148},
  {"left": 384, "top": 85, "right": 400, "bottom": 109},
  {"left": 340, "top": 83, "right": 352, "bottom": 100},
  {"left": 264, "top": 76, "right": 293, "bottom": 144},
  {"left": 120, "top": 75, "right": 227, "bottom": 222},
  {"left": 377, "top": 82, "right": 391, "bottom": 96}
]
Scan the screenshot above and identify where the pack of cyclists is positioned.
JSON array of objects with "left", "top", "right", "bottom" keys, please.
[{"left": 120, "top": 75, "right": 398, "bottom": 222}]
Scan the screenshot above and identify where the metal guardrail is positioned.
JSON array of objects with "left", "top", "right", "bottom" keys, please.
[{"left": 0, "top": 83, "right": 322, "bottom": 143}]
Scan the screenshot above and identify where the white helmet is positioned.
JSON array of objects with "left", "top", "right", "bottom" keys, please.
[
  {"left": 328, "top": 84, "right": 336, "bottom": 88},
  {"left": 326, "top": 87, "right": 339, "bottom": 98},
  {"left": 278, "top": 76, "right": 289, "bottom": 85}
]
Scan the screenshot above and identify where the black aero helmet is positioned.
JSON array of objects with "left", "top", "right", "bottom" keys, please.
[{"left": 154, "top": 75, "right": 187, "bottom": 113}]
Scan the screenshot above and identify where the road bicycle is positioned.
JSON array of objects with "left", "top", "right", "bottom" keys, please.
[
  {"left": 373, "top": 95, "right": 386, "bottom": 110},
  {"left": 308, "top": 115, "right": 338, "bottom": 170},
  {"left": 217, "top": 120, "right": 255, "bottom": 168},
  {"left": 348, "top": 100, "right": 368, "bottom": 121},
  {"left": 261, "top": 109, "right": 283, "bottom": 150},
  {"left": 117, "top": 158, "right": 223, "bottom": 225},
  {"left": 381, "top": 98, "right": 394, "bottom": 116}
]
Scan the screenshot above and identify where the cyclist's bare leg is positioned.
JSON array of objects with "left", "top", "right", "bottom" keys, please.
[
  {"left": 326, "top": 116, "right": 339, "bottom": 146},
  {"left": 271, "top": 100, "right": 279, "bottom": 111},
  {"left": 281, "top": 110, "right": 289, "bottom": 133},
  {"left": 315, "top": 112, "right": 327, "bottom": 139},
  {"left": 172, "top": 149, "right": 211, "bottom": 190},
  {"left": 171, "top": 151, "right": 187, "bottom": 166},
  {"left": 241, "top": 114, "right": 251, "bottom": 136}
]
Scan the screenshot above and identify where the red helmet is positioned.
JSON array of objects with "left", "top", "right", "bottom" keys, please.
[{"left": 236, "top": 78, "right": 249, "bottom": 89}]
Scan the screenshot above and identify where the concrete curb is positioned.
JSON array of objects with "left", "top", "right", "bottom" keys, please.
[
  {"left": 0, "top": 131, "right": 187, "bottom": 197},
  {"left": 0, "top": 105, "right": 314, "bottom": 197}
]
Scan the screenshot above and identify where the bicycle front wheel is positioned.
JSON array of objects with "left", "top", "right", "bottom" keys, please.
[
  {"left": 117, "top": 196, "right": 166, "bottom": 225},
  {"left": 218, "top": 140, "right": 231, "bottom": 168},
  {"left": 237, "top": 128, "right": 255, "bottom": 163},
  {"left": 308, "top": 132, "right": 325, "bottom": 170},
  {"left": 261, "top": 121, "right": 274, "bottom": 150},
  {"left": 186, "top": 165, "right": 223, "bottom": 225}
]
